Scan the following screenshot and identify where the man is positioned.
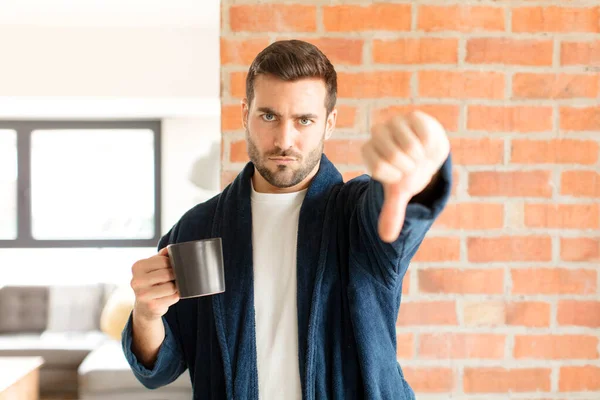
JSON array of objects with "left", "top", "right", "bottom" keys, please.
[{"left": 123, "top": 40, "right": 452, "bottom": 399}]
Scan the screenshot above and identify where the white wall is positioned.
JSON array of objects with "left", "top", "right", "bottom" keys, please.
[
  {"left": 0, "top": 2, "right": 222, "bottom": 286},
  {"left": 0, "top": 26, "right": 217, "bottom": 98}
]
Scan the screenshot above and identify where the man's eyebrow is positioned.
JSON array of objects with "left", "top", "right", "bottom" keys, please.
[
  {"left": 291, "top": 113, "right": 319, "bottom": 119},
  {"left": 256, "top": 107, "right": 319, "bottom": 120},
  {"left": 256, "top": 107, "right": 281, "bottom": 117}
]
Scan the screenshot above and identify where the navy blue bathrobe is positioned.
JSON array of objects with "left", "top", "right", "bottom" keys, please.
[{"left": 122, "top": 153, "right": 452, "bottom": 399}]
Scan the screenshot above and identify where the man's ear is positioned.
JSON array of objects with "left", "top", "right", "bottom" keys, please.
[
  {"left": 241, "top": 99, "right": 249, "bottom": 130},
  {"left": 325, "top": 108, "right": 337, "bottom": 140}
]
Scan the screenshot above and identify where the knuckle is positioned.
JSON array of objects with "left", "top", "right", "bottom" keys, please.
[
  {"left": 131, "top": 261, "right": 139, "bottom": 275},
  {"left": 164, "top": 269, "right": 174, "bottom": 282},
  {"left": 389, "top": 115, "right": 405, "bottom": 130},
  {"left": 403, "top": 140, "right": 419, "bottom": 155},
  {"left": 407, "top": 110, "right": 424, "bottom": 122}
]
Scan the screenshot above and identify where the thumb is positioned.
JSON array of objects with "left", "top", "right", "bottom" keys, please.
[
  {"left": 378, "top": 183, "right": 411, "bottom": 243},
  {"left": 158, "top": 246, "right": 170, "bottom": 257}
]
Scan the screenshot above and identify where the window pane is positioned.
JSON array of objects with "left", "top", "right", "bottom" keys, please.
[
  {"left": 0, "top": 130, "right": 17, "bottom": 240},
  {"left": 31, "top": 129, "right": 156, "bottom": 240}
]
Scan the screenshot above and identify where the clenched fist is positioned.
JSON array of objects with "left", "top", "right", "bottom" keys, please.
[
  {"left": 362, "top": 111, "right": 450, "bottom": 243},
  {"left": 130, "top": 247, "right": 180, "bottom": 323}
]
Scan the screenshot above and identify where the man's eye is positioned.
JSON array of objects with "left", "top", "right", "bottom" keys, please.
[
  {"left": 299, "top": 118, "right": 312, "bottom": 126},
  {"left": 262, "top": 113, "right": 275, "bottom": 122}
]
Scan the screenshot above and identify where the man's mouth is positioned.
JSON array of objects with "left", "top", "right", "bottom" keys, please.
[{"left": 269, "top": 157, "right": 296, "bottom": 164}]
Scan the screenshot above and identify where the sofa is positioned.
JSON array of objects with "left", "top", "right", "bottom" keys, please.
[{"left": 0, "top": 284, "right": 192, "bottom": 399}]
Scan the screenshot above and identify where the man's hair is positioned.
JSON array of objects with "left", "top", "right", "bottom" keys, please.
[{"left": 246, "top": 40, "right": 337, "bottom": 114}]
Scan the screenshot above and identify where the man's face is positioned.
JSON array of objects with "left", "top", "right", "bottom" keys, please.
[{"left": 242, "top": 74, "right": 336, "bottom": 193}]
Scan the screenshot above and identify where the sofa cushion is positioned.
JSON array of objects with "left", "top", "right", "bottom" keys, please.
[
  {"left": 47, "top": 284, "right": 105, "bottom": 332},
  {"left": 78, "top": 340, "right": 192, "bottom": 393},
  {"left": 0, "top": 331, "right": 107, "bottom": 367},
  {"left": 0, "top": 286, "right": 48, "bottom": 333}
]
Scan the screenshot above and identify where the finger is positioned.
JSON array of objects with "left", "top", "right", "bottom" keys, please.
[
  {"left": 141, "top": 281, "right": 178, "bottom": 301},
  {"left": 405, "top": 111, "right": 445, "bottom": 157},
  {"left": 362, "top": 143, "right": 403, "bottom": 184},
  {"left": 371, "top": 124, "right": 417, "bottom": 174},
  {"left": 147, "top": 268, "right": 176, "bottom": 287},
  {"left": 155, "top": 291, "right": 180, "bottom": 307},
  {"left": 388, "top": 116, "right": 426, "bottom": 163},
  {"left": 378, "top": 183, "right": 411, "bottom": 243},
  {"left": 143, "top": 256, "right": 172, "bottom": 274},
  {"left": 158, "top": 246, "right": 170, "bottom": 257}
]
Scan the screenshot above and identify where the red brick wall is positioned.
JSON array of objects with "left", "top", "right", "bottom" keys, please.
[{"left": 220, "top": 1, "right": 600, "bottom": 397}]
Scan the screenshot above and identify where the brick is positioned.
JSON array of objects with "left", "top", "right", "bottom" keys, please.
[
  {"left": 229, "top": 140, "right": 248, "bottom": 163},
  {"left": 402, "top": 367, "right": 454, "bottom": 393},
  {"left": 221, "top": 104, "right": 242, "bottom": 131},
  {"left": 418, "top": 71, "right": 505, "bottom": 99},
  {"left": 434, "top": 202, "right": 504, "bottom": 230},
  {"left": 342, "top": 170, "right": 366, "bottom": 182},
  {"left": 467, "top": 105, "right": 553, "bottom": 133},
  {"left": 230, "top": 4, "right": 316, "bottom": 32},
  {"left": 402, "top": 270, "right": 410, "bottom": 295},
  {"left": 371, "top": 105, "right": 459, "bottom": 132},
  {"left": 561, "top": 237, "right": 600, "bottom": 262},
  {"left": 559, "top": 366, "right": 600, "bottom": 391},
  {"left": 230, "top": 71, "right": 247, "bottom": 99},
  {"left": 418, "top": 5, "right": 505, "bottom": 32},
  {"left": 397, "top": 301, "right": 458, "bottom": 326},
  {"left": 412, "top": 237, "right": 461, "bottom": 262},
  {"left": 468, "top": 236, "right": 552, "bottom": 262},
  {"left": 464, "top": 368, "right": 551, "bottom": 393},
  {"left": 289, "top": 37, "right": 364, "bottom": 65},
  {"left": 524, "top": 204, "right": 600, "bottom": 229},
  {"left": 506, "top": 302, "right": 551, "bottom": 327},
  {"left": 512, "top": 268, "right": 597, "bottom": 295},
  {"left": 560, "top": 106, "right": 600, "bottom": 131},
  {"left": 467, "top": 38, "right": 553, "bottom": 66},
  {"left": 513, "top": 7, "right": 600, "bottom": 33},
  {"left": 513, "top": 73, "right": 598, "bottom": 99},
  {"left": 323, "top": 4, "right": 411, "bottom": 32},
  {"left": 451, "top": 169, "right": 459, "bottom": 196},
  {"left": 561, "top": 170, "right": 600, "bottom": 197},
  {"left": 335, "top": 105, "right": 358, "bottom": 129},
  {"left": 419, "top": 333, "right": 505, "bottom": 359},
  {"left": 462, "top": 301, "right": 551, "bottom": 328},
  {"left": 557, "top": 301, "right": 600, "bottom": 327},
  {"left": 512, "top": 139, "right": 599, "bottom": 165},
  {"left": 463, "top": 301, "right": 507, "bottom": 327},
  {"left": 514, "top": 335, "right": 599, "bottom": 360},
  {"left": 419, "top": 269, "right": 504, "bottom": 294},
  {"left": 324, "top": 139, "right": 366, "bottom": 165},
  {"left": 373, "top": 38, "right": 458, "bottom": 64},
  {"left": 337, "top": 71, "right": 411, "bottom": 98},
  {"left": 220, "top": 38, "right": 270, "bottom": 65},
  {"left": 448, "top": 138, "right": 504, "bottom": 165},
  {"left": 468, "top": 171, "right": 552, "bottom": 198},
  {"left": 221, "top": 170, "right": 240, "bottom": 190},
  {"left": 396, "top": 333, "right": 414, "bottom": 359},
  {"left": 561, "top": 41, "right": 600, "bottom": 66}
]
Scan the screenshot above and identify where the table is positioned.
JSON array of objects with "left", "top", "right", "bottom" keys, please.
[{"left": 0, "top": 357, "right": 44, "bottom": 400}]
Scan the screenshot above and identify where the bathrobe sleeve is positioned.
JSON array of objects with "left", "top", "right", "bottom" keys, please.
[
  {"left": 121, "top": 228, "right": 187, "bottom": 389},
  {"left": 347, "top": 155, "right": 453, "bottom": 287}
]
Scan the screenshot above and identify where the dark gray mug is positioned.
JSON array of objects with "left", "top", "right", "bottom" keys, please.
[{"left": 166, "top": 238, "right": 225, "bottom": 299}]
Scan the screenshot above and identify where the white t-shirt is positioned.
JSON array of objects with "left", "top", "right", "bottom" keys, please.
[{"left": 251, "top": 180, "right": 306, "bottom": 400}]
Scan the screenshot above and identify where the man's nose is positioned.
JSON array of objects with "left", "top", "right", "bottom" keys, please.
[{"left": 273, "top": 121, "right": 296, "bottom": 150}]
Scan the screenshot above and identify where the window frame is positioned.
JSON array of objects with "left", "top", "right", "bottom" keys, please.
[{"left": 0, "top": 120, "right": 162, "bottom": 248}]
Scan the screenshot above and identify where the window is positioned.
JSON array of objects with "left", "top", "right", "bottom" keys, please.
[{"left": 0, "top": 121, "right": 161, "bottom": 248}]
